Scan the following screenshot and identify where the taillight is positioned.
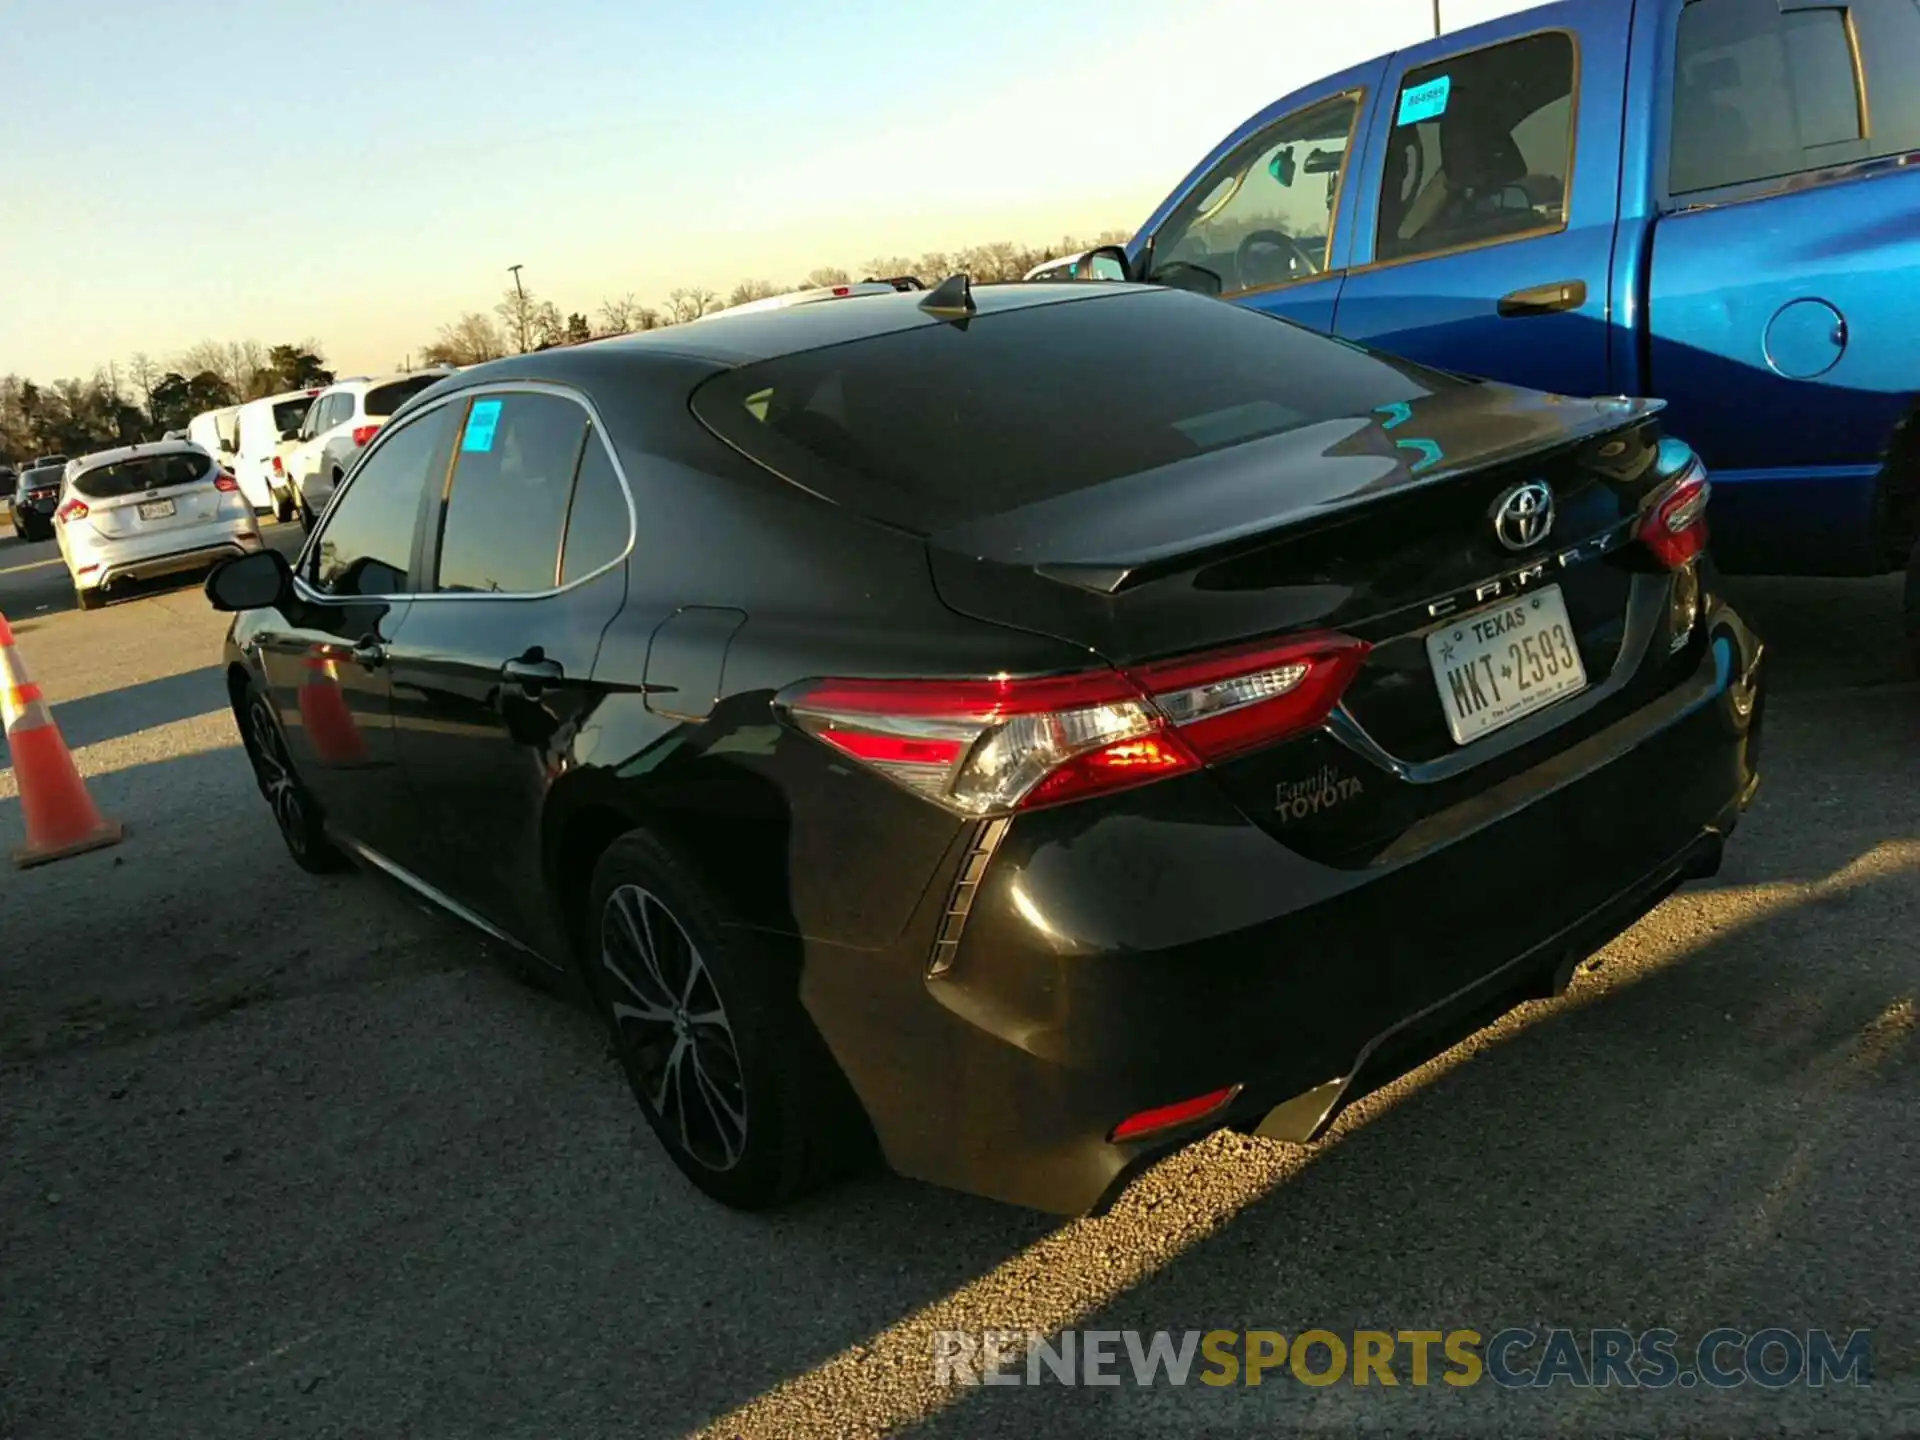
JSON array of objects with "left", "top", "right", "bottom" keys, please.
[
  {"left": 1639, "top": 457, "right": 1710, "bottom": 569},
  {"left": 271, "top": 456, "right": 284, "bottom": 474},
  {"left": 213, "top": 472, "right": 240, "bottom": 492},
  {"left": 351, "top": 423, "right": 382, "bottom": 447},
  {"left": 55, "top": 498, "right": 88, "bottom": 524},
  {"left": 779, "top": 632, "right": 1369, "bottom": 815}
]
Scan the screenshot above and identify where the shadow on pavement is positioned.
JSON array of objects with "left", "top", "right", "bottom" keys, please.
[{"left": 0, "top": 664, "right": 230, "bottom": 756}]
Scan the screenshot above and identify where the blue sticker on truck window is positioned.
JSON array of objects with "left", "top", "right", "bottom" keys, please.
[
  {"left": 462, "top": 398, "right": 503, "bottom": 453},
  {"left": 1397, "top": 74, "right": 1451, "bottom": 126}
]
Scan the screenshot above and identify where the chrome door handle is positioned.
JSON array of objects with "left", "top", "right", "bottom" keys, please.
[{"left": 501, "top": 656, "right": 564, "bottom": 686}]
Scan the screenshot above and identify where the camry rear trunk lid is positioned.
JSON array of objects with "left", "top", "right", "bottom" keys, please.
[{"left": 693, "top": 286, "right": 1696, "bottom": 858}]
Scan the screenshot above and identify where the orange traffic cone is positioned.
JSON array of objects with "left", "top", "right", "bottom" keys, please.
[{"left": 1, "top": 611, "right": 125, "bottom": 868}]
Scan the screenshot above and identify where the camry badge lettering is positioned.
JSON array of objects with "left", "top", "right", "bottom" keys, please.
[{"left": 1425, "top": 528, "right": 1624, "bottom": 620}]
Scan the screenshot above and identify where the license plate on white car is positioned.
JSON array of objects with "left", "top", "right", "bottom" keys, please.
[
  {"left": 137, "top": 499, "right": 176, "bottom": 521},
  {"left": 1426, "top": 585, "right": 1588, "bottom": 745}
]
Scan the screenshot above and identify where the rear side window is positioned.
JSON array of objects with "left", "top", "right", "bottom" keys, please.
[
  {"left": 559, "top": 430, "right": 631, "bottom": 584},
  {"left": 365, "top": 375, "right": 445, "bottom": 418},
  {"left": 434, "top": 392, "right": 588, "bottom": 593},
  {"left": 1669, "top": 0, "right": 1916, "bottom": 195},
  {"left": 691, "top": 289, "right": 1461, "bottom": 532},
  {"left": 73, "top": 450, "right": 212, "bottom": 499},
  {"left": 273, "top": 397, "right": 315, "bottom": 434},
  {"left": 1375, "top": 31, "right": 1577, "bottom": 264}
]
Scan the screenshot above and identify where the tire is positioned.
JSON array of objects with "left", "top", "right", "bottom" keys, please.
[
  {"left": 298, "top": 496, "right": 317, "bottom": 534},
  {"left": 74, "top": 585, "right": 104, "bottom": 612},
  {"left": 1905, "top": 537, "right": 1920, "bottom": 678},
  {"left": 585, "top": 830, "right": 870, "bottom": 1208},
  {"left": 239, "top": 680, "right": 349, "bottom": 874}
]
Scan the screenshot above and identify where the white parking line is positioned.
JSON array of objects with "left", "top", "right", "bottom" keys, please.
[{"left": 0, "top": 557, "right": 62, "bottom": 576}]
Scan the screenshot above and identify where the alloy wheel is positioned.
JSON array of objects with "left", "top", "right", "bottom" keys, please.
[
  {"left": 601, "top": 883, "right": 748, "bottom": 1172},
  {"left": 247, "top": 695, "right": 307, "bottom": 858}
]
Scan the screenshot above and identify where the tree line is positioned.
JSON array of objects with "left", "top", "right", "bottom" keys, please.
[{"left": 3, "top": 229, "right": 1127, "bottom": 467}]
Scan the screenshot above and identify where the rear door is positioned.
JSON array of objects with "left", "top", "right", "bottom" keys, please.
[
  {"left": 384, "top": 386, "right": 633, "bottom": 951},
  {"left": 249, "top": 401, "right": 459, "bottom": 862},
  {"left": 1131, "top": 58, "right": 1388, "bottom": 333},
  {"left": 1646, "top": 0, "right": 1920, "bottom": 573},
  {"left": 1332, "top": 6, "right": 1630, "bottom": 398}
]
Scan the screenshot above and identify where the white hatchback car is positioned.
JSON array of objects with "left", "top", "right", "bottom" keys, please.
[
  {"left": 55, "top": 441, "right": 264, "bottom": 610},
  {"left": 280, "top": 369, "right": 454, "bottom": 526}
]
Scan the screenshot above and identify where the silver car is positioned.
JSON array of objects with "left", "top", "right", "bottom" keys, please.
[{"left": 55, "top": 441, "right": 264, "bottom": 610}]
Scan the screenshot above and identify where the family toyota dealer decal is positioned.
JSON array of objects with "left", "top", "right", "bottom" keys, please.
[{"left": 932, "top": 1327, "right": 1873, "bottom": 1390}]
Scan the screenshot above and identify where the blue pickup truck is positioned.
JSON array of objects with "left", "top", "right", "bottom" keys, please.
[{"left": 1082, "top": 0, "right": 1920, "bottom": 665}]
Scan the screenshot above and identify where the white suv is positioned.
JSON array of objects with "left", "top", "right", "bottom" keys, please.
[{"left": 281, "top": 370, "right": 453, "bottom": 527}]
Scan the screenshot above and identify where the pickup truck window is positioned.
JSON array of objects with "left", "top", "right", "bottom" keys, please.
[
  {"left": 1375, "top": 30, "right": 1576, "bottom": 265},
  {"left": 1670, "top": 0, "right": 1920, "bottom": 197},
  {"left": 1146, "top": 92, "right": 1363, "bottom": 298}
]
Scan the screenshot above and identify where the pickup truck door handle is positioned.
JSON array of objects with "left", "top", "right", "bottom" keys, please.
[
  {"left": 349, "top": 637, "right": 386, "bottom": 670},
  {"left": 1497, "top": 280, "right": 1587, "bottom": 318}
]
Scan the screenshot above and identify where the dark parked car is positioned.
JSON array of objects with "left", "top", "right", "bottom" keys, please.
[
  {"left": 12, "top": 463, "right": 66, "bottom": 541},
  {"left": 205, "top": 281, "right": 1765, "bottom": 1215}
]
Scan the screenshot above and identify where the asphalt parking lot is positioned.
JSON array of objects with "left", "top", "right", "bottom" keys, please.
[{"left": 0, "top": 524, "right": 1913, "bottom": 1439}]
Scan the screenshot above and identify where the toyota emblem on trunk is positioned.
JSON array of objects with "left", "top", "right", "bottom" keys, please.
[{"left": 1493, "top": 481, "right": 1555, "bottom": 551}]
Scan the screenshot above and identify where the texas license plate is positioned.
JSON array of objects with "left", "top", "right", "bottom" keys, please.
[
  {"left": 1426, "top": 584, "right": 1589, "bottom": 745},
  {"left": 137, "top": 499, "right": 176, "bottom": 520}
]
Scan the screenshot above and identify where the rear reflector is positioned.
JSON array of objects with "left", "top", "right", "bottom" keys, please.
[
  {"left": 780, "top": 631, "right": 1369, "bottom": 815},
  {"left": 1110, "top": 1085, "right": 1242, "bottom": 1143},
  {"left": 351, "top": 423, "right": 382, "bottom": 447},
  {"left": 1639, "top": 460, "right": 1710, "bottom": 569}
]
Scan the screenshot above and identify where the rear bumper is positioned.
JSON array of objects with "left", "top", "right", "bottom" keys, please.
[
  {"left": 799, "top": 603, "right": 1765, "bottom": 1215},
  {"left": 74, "top": 527, "right": 263, "bottom": 591}
]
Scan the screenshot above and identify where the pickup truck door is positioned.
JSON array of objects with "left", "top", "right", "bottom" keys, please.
[
  {"left": 1332, "top": 4, "right": 1633, "bottom": 400},
  {"left": 1641, "top": 0, "right": 1920, "bottom": 575},
  {"left": 1128, "top": 57, "right": 1390, "bottom": 333}
]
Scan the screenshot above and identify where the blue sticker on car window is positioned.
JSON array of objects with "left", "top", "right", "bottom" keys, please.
[
  {"left": 462, "top": 398, "right": 503, "bottom": 453},
  {"left": 1397, "top": 74, "right": 1451, "bottom": 126}
]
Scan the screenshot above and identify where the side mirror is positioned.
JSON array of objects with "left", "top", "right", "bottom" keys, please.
[
  {"left": 1080, "top": 245, "right": 1132, "bottom": 282},
  {"left": 280, "top": 426, "right": 302, "bottom": 442},
  {"left": 1150, "top": 261, "right": 1225, "bottom": 298},
  {"left": 205, "top": 547, "right": 293, "bottom": 612}
]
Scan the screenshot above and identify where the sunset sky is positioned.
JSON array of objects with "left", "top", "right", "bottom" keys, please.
[{"left": 7, "top": 0, "right": 1539, "bottom": 380}]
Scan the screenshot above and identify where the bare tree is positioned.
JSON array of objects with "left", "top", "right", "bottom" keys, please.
[
  {"left": 127, "top": 352, "right": 160, "bottom": 422},
  {"left": 862, "top": 256, "right": 917, "bottom": 281},
  {"left": 802, "top": 266, "right": 850, "bottom": 289},
  {"left": 914, "top": 251, "right": 955, "bottom": 285},
  {"left": 665, "top": 287, "right": 720, "bottom": 325},
  {"left": 496, "top": 285, "right": 540, "bottom": 354},
  {"left": 597, "top": 293, "right": 642, "bottom": 336},
  {"left": 423, "top": 312, "right": 508, "bottom": 367},
  {"left": 530, "top": 300, "right": 566, "bottom": 349},
  {"left": 726, "top": 278, "right": 784, "bottom": 308}
]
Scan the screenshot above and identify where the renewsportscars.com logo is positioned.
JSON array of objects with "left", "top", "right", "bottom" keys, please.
[{"left": 933, "top": 1327, "right": 1873, "bottom": 1390}]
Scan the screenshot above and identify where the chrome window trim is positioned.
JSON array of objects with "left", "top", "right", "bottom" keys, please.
[{"left": 293, "top": 378, "right": 640, "bottom": 606}]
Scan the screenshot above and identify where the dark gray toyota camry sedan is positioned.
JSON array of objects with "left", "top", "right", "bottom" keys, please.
[{"left": 205, "top": 278, "right": 1765, "bottom": 1214}]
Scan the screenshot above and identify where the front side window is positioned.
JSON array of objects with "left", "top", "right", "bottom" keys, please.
[
  {"left": 1668, "top": 0, "right": 1911, "bottom": 196},
  {"left": 310, "top": 403, "right": 456, "bottom": 597},
  {"left": 273, "top": 397, "right": 315, "bottom": 436},
  {"left": 434, "top": 392, "right": 588, "bottom": 594},
  {"left": 1375, "top": 31, "right": 1576, "bottom": 264},
  {"left": 1148, "top": 93, "right": 1362, "bottom": 296}
]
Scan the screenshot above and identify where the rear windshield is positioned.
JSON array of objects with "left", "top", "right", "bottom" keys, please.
[
  {"left": 273, "top": 398, "right": 315, "bottom": 433},
  {"left": 73, "top": 451, "right": 212, "bottom": 499},
  {"left": 364, "top": 374, "right": 445, "bottom": 418},
  {"left": 690, "top": 288, "right": 1461, "bottom": 531},
  {"left": 20, "top": 466, "right": 64, "bottom": 491}
]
